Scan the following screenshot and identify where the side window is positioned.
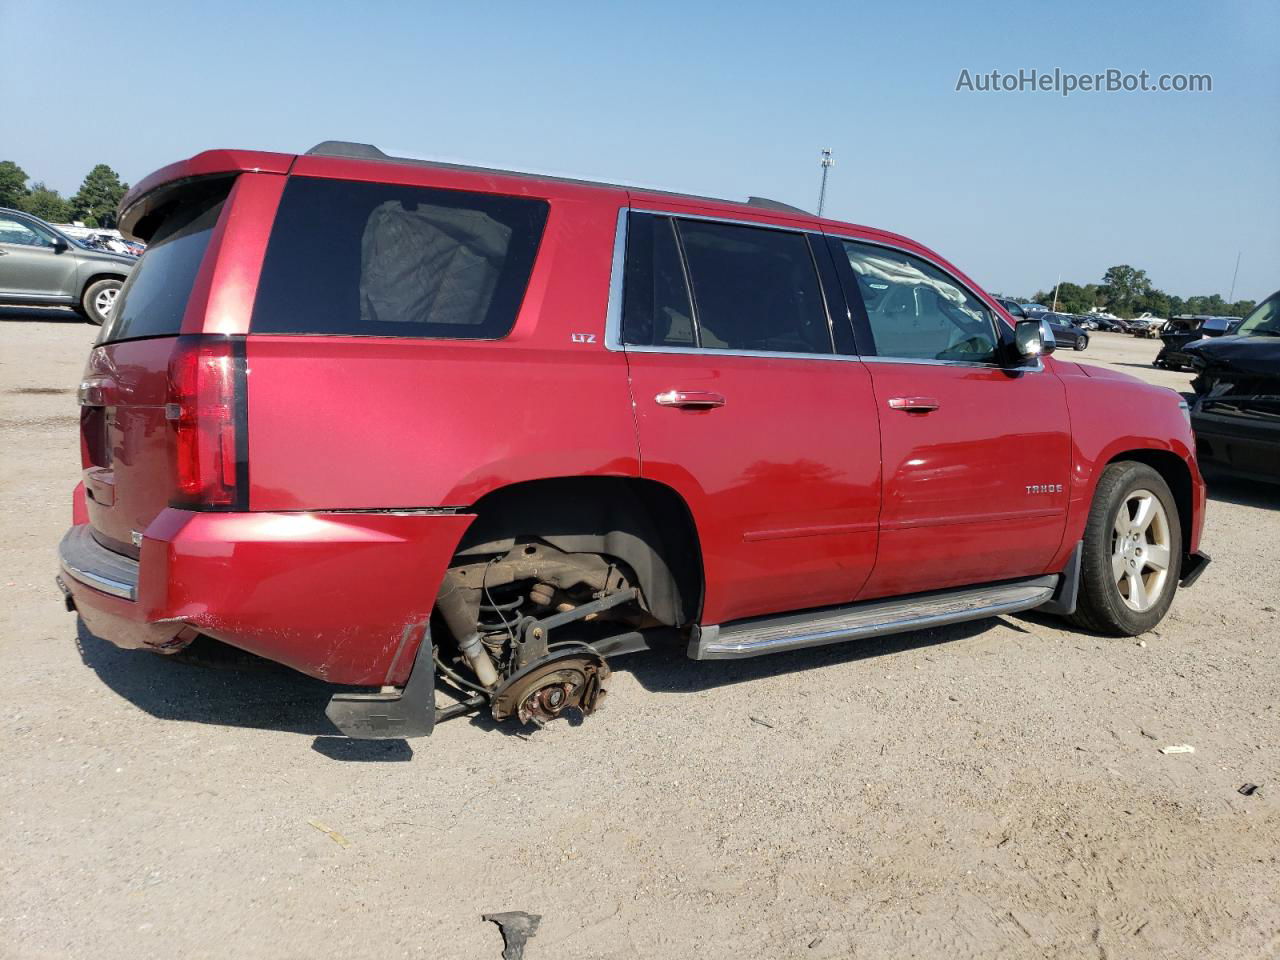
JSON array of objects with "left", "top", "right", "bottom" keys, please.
[
  {"left": 621, "top": 214, "right": 696, "bottom": 347},
  {"left": 677, "top": 220, "right": 832, "bottom": 355},
  {"left": 842, "top": 241, "right": 1000, "bottom": 363},
  {"left": 0, "top": 216, "right": 48, "bottom": 247}
]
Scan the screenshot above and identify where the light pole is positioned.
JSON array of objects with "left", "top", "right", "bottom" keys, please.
[{"left": 817, "top": 149, "right": 834, "bottom": 217}]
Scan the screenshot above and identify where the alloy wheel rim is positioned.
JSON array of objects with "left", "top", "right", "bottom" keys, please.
[
  {"left": 95, "top": 287, "right": 118, "bottom": 316},
  {"left": 1111, "top": 489, "right": 1171, "bottom": 612}
]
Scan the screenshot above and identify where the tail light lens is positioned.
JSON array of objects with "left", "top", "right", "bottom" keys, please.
[{"left": 166, "top": 336, "right": 247, "bottom": 509}]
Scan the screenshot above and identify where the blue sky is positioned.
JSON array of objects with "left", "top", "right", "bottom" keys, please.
[{"left": 4, "top": 0, "right": 1277, "bottom": 301}]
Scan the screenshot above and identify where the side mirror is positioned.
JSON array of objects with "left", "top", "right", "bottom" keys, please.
[
  {"left": 1014, "top": 318, "right": 1057, "bottom": 360},
  {"left": 50, "top": 236, "right": 69, "bottom": 252}
]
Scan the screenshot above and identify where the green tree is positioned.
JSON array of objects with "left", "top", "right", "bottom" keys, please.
[
  {"left": 0, "top": 160, "right": 30, "bottom": 208},
  {"left": 18, "top": 182, "right": 71, "bottom": 222},
  {"left": 68, "top": 164, "right": 128, "bottom": 228},
  {"left": 1099, "top": 265, "right": 1152, "bottom": 317}
]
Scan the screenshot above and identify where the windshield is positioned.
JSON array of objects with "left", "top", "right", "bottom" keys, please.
[{"left": 1236, "top": 291, "right": 1280, "bottom": 336}]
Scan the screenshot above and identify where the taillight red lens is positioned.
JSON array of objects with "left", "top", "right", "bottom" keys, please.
[{"left": 166, "top": 337, "right": 245, "bottom": 508}]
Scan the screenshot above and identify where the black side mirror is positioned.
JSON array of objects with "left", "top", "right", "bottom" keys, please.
[{"left": 50, "top": 236, "right": 69, "bottom": 252}]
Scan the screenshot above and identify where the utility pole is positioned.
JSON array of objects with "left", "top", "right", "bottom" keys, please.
[
  {"left": 1228, "top": 251, "right": 1241, "bottom": 302},
  {"left": 817, "top": 149, "right": 834, "bottom": 217},
  {"left": 1052, "top": 273, "right": 1061, "bottom": 312}
]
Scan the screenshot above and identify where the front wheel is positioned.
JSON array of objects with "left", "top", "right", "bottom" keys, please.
[
  {"left": 1068, "top": 462, "right": 1182, "bottom": 636},
  {"left": 1075, "top": 335, "right": 1088, "bottom": 351},
  {"left": 81, "top": 278, "right": 122, "bottom": 326}
]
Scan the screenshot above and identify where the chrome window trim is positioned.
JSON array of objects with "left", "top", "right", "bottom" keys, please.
[
  {"left": 604, "top": 207, "right": 1043, "bottom": 373},
  {"left": 603, "top": 206, "right": 628, "bottom": 353}
]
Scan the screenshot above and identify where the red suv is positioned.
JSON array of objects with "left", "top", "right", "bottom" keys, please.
[{"left": 57, "top": 142, "right": 1210, "bottom": 738}]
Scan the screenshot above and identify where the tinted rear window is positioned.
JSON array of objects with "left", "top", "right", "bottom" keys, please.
[
  {"left": 251, "top": 177, "right": 549, "bottom": 339},
  {"left": 99, "top": 189, "right": 227, "bottom": 343}
]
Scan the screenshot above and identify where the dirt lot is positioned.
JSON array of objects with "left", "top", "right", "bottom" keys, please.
[{"left": 2, "top": 312, "right": 1278, "bottom": 960}]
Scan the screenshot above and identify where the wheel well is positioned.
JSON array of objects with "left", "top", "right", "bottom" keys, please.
[
  {"left": 1107, "top": 450, "right": 1193, "bottom": 556},
  {"left": 456, "top": 477, "right": 704, "bottom": 627},
  {"left": 81, "top": 273, "right": 128, "bottom": 300}
]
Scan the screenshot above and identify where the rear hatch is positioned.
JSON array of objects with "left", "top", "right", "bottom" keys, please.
[{"left": 79, "top": 179, "right": 237, "bottom": 556}]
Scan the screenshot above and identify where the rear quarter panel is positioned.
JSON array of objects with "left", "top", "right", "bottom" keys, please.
[{"left": 244, "top": 179, "right": 638, "bottom": 509}]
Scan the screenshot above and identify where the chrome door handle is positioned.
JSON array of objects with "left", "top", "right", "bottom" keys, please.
[
  {"left": 655, "top": 390, "right": 726, "bottom": 410},
  {"left": 887, "top": 396, "right": 940, "bottom": 413}
]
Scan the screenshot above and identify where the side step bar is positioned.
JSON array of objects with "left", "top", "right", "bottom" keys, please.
[{"left": 690, "top": 575, "right": 1058, "bottom": 660}]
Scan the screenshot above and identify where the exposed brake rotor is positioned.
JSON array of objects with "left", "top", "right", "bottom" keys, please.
[{"left": 490, "top": 649, "right": 610, "bottom": 726}]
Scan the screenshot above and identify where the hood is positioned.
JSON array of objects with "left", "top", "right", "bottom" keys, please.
[
  {"left": 1185, "top": 335, "right": 1280, "bottom": 378},
  {"left": 79, "top": 247, "right": 136, "bottom": 268},
  {"left": 1074, "top": 362, "right": 1146, "bottom": 385}
]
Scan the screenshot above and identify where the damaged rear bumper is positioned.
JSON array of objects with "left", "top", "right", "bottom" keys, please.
[{"left": 57, "top": 507, "right": 475, "bottom": 686}]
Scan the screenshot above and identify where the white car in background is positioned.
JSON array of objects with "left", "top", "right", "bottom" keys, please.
[{"left": 1130, "top": 312, "right": 1167, "bottom": 338}]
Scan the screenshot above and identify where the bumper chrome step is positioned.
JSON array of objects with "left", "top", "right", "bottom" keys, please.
[
  {"left": 690, "top": 575, "right": 1058, "bottom": 660},
  {"left": 58, "top": 525, "right": 139, "bottom": 601}
]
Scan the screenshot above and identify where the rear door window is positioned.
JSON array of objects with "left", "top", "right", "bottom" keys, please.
[
  {"left": 99, "top": 188, "right": 228, "bottom": 343},
  {"left": 251, "top": 177, "right": 549, "bottom": 339},
  {"left": 676, "top": 219, "right": 832, "bottom": 355}
]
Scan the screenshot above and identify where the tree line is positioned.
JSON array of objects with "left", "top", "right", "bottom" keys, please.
[
  {"left": 0, "top": 160, "right": 129, "bottom": 229},
  {"left": 1003, "top": 264, "right": 1256, "bottom": 320}
]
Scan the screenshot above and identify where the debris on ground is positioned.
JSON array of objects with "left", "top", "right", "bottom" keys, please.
[
  {"left": 1238, "top": 783, "right": 1260, "bottom": 796},
  {"left": 1159, "top": 744, "right": 1195, "bottom": 755},
  {"left": 483, "top": 911, "right": 541, "bottom": 960},
  {"left": 749, "top": 716, "right": 775, "bottom": 729},
  {"left": 306, "top": 819, "right": 350, "bottom": 847}
]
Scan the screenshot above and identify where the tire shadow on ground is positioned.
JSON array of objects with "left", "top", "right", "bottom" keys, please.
[{"left": 0, "top": 306, "right": 86, "bottom": 324}]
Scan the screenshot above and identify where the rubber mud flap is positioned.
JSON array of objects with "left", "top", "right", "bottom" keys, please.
[{"left": 325, "top": 626, "right": 437, "bottom": 739}]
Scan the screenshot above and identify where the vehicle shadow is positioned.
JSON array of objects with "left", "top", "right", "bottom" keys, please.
[
  {"left": 1205, "top": 472, "right": 1280, "bottom": 509},
  {"left": 0, "top": 305, "right": 86, "bottom": 324},
  {"left": 618, "top": 615, "right": 1016, "bottom": 695},
  {"left": 76, "top": 614, "right": 1028, "bottom": 748},
  {"left": 75, "top": 620, "right": 413, "bottom": 761}
]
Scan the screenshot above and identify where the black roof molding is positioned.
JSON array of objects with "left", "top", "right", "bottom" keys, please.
[
  {"left": 745, "top": 196, "right": 810, "bottom": 214},
  {"left": 305, "top": 141, "right": 390, "bottom": 160},
  {"left": 303, "top": 141, "right": 816, "bottom": 217}
]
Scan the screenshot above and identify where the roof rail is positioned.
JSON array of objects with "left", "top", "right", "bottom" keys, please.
[
  {"left": 303, "top": 142, "right": 815, "bottom": 217},
  {"left": 305, "top": 141, "right": 389, "bottom": 160},
  {"left": 745, "top": 196, "right": 811, "bottom": 215}
]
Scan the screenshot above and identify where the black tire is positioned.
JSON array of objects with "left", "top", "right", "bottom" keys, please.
[
  {"left": 1068, "top": 461, "right": 1182, "bottom": 636},
  {"left": 1074, "top": 335, "right": 1087, "bottom": 350},
  {"left": 81, "top": 278, "right": 122, "bottom": 326}
]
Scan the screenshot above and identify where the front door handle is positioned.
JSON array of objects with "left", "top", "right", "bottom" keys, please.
[
  {"left": 887, "top": 396, "right": 940, "bottom": 414},
  {"left": 655, "top": 390, "right": 726, "bottom": 410}
]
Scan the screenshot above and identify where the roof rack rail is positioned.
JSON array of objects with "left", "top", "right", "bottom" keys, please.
[
  {"left": 305, "top": 141, "right": 389, "bottom": 160},
  {"left": 745, "top": 196, "right": 811, "bottom": 215},
  {"left": 303, "top": 142, "right": 816, "bottom": 217}
]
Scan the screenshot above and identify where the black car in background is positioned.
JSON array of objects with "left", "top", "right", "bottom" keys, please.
[
  {"left": 1186, "top": 290, "right": 1280, "bottom": 483},
  {"left": 1039, "top": 311, "right": 1090, "bottom": 351},
  {"left": 1155, "top": 314, "right": 1245, "bottom": 371}
]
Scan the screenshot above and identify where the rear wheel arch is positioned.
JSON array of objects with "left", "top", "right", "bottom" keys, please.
[
  {"left": 455, "top": 476, "right": 704, "bottom": 627},
  {"left": 80, "top": 271, "right": 129, "bottom": 298}
]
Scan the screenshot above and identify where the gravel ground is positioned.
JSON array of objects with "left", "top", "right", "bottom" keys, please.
[{"left": 2, "top": 312, "right": 1277, "bottom": 960}]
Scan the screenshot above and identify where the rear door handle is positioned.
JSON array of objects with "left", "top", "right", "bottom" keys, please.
[
  {"left": 655, "top": 390, "right": 726, "bottom": 410},
  {"left": 887, "top": 396, "right": 940, "bottom": 413}
]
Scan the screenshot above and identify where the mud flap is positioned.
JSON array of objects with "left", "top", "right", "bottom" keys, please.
[
  {"left": 325, "top": 625, "right": 437, "bottom": 739},
  {"left": 1037, "top": 541, "right": 1082, "bottom": 616}
]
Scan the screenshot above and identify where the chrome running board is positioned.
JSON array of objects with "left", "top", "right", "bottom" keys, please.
[{"left": 689, "top": 576, "right": 1058, "bottom": 660}]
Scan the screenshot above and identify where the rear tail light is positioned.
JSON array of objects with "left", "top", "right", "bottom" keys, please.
[{"left": 166, "top": 336, "right": 247, "bottom": 509}]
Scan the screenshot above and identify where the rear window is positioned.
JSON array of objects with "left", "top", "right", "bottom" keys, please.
[
  {"left": 251, "top": 177, "right": 549, "bottom": 339},
  {"left": 98, "top": 188, "right": 227, "bottom": 343}
]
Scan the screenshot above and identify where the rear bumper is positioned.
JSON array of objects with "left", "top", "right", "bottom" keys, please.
[{"left": 58, "top": 507, "right": 475, "bottom": 685}]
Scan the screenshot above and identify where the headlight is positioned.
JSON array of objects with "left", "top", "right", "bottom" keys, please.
[{"left": 1178, "top": 397, "right": 1192, "bottom": 426}]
